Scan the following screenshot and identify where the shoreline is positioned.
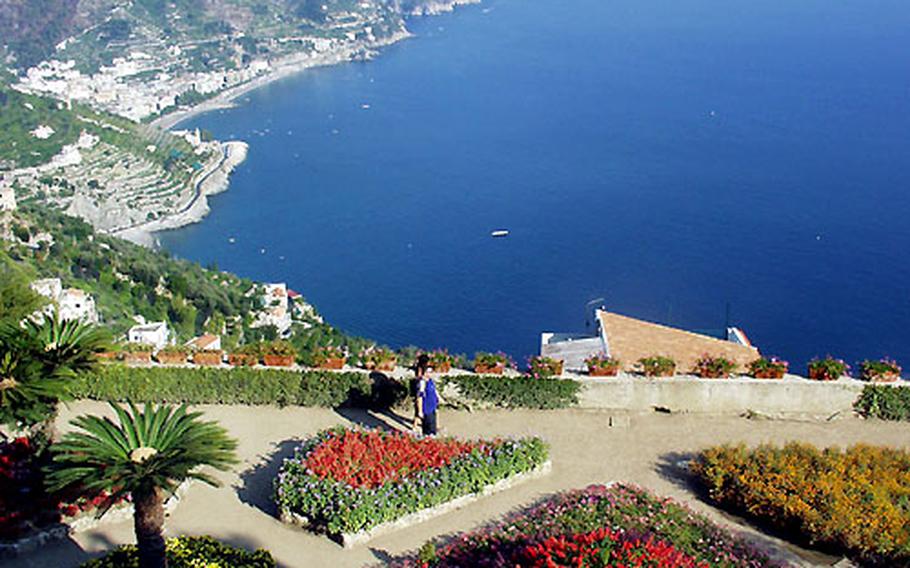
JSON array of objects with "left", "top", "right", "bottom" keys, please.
[
  {"left": 149, "top": 29, "right": 414, "bottom": 131},
  {"left": 135, "top": 0, "right": 481, "bottom": 247}
]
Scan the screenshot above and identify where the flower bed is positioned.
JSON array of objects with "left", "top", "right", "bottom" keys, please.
[
  {"left": 396, "top": 484, "right": 783, "bottom": 567},
  {"left": 692, "top": 443, "right": 910, "bottom": 565},
  {"left": 81, "top": 535, "right": 276, "bottom": 567},
  {"left": 275, "top": 428, "right": 548, "bottom": 541}
]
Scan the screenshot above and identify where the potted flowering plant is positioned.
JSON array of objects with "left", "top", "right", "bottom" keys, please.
[
  {"left": 585, "top": 354, "right": 621, "bottom": 377},
  {"left": 637, "top": 356, "right": 676, "bottom": 377},
  {"left": 313, "top": 345, "right": 345, "bottom": 370},
  {"left": 262, "top": 340, "right": 297, "bottom": 367},
  {"left": 361, "top": 347, "right": 397, "bottom": 372},
  {"left": 155, "top": 345, "right": 189, "bottom": 365},
  {"left": 192, "top": 348, "right": 224, "bottom": 366},
  {"left": 692, "top": 354, "right": 736, "bottom": 379},
  {"left": 807, "top": 356, "right": 848, "bottom": 381},
  {"left": 229, "top": 343, "right": 261, "bottom": 367},
  {"left": 427, "top": 349, "right": 455, "bottom": 374},
  {"left": 859, "top": 358, "right": 901, "bottom": 383},
  {"left": 748, "top": 356, "right": 788, "bottom": 379},
  {"left": 121, "top": 343, "right": 154, "bottom": 364},
  {"left": 473, "top": 352, "right": 511, "bottom": 374},
  {"left": 528, "top": 355, "right": 564, "bottom": 379}
]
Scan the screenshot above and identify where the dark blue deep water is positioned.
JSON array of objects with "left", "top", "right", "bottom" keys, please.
[{"left": 160, "top": 0, "right": 910, "bottom": 369}]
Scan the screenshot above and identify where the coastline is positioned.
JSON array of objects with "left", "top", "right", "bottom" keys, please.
[
  {"left": 112, "top": 140, "right": 248, "bottom": 247},
  {"left": 136, "top": 0, "right": 481, "bottom": 247},
  {"left": 149, "top": 29, "right": 413, "bottom": 131}
]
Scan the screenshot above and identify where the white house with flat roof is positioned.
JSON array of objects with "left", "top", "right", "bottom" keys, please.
[
  {"left": 30, "top": 278, "right": 99, "bottom": 324},
  {"left": 128, "top": 321, "right": 170, "bottom": 349},
  {"left": 251, "top": 283, "right": 292, "bottom": 335}
]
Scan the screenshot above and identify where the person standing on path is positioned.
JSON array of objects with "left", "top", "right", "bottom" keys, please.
[{"left": 413, "top": 354, "right": 440, "bottom": 436}]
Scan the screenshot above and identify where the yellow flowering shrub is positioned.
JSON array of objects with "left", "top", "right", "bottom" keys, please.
[{"left": 692, "top": 443, "right": 910, "bottom": 565}]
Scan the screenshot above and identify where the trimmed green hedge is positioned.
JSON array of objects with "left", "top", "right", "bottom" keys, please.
[
  {"left": 854, "top": 385, "right": 910, "bottom": 421},
  {"left": 70, "top": 366, "right": 580, "bottom": 410},
  {"left": 82, "top": 535, "right": 275, "bottom": 567},
  {"left": 71, "top": 365, "right": 373, "bottom": 407},
  {"left": 443, "top": 375, "right": 580, "bottom": 409}
]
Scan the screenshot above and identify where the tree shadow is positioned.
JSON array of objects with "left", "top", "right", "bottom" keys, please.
[
  {"left": 334, "top": 407, "right": 413, "bottom": 431},
  {"left": 655, "top": 451, "right": 704, "bottom": 496},
  {"left": 235, "top": 438, "right": 302, "bottom": 518}
]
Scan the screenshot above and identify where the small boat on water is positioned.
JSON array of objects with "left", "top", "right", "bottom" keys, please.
[
  {"left": 228, "top": 237, "right": 236, "bottom": 244},
  {"left": 491, "top": 230, "right": 510, "bottom": 238}
]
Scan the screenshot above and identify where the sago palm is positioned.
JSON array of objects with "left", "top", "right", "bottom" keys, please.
[
  {"left": 47, "top": 402, "right": 238, "bottom": 568},
  {"left": 0, "top": 316, "right": 108, "bottom": 431}
]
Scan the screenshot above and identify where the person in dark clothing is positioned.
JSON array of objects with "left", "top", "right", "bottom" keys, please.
[{"left": 413, "top": 354, "right": 440, "bottom": 436}]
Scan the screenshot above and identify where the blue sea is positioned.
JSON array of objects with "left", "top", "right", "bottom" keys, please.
[{"left": 159, "top": 0, "right": 910, "bottom": 370}]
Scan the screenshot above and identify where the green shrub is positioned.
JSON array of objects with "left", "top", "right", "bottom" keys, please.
[
  {"left": 637, "top": 355, "right": 676, "bottom": 377},
  {"left": 854, "top": 385, "right": 910, "bottom": 421},
  {"left": 444, "top": 375, "right": 579, "bottom": 409},
  {"left": 70, "top": 365, "right": 373, "bottom": 407},
  {"left": 82, "top": 535, "right": 275, "bottom": 567}
]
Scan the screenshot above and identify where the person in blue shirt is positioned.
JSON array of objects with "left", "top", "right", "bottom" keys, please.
[{"left": 413, "top": 354, "right": 440, "bottom": 436}]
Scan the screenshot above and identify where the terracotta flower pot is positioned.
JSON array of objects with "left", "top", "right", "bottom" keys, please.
[
  {"left": 263, "top": 354, "right": 295, "bottom": 367},
  {"left": 753, "top": 369, "right": 785, "bottom": 379},
  {"left": 432, "top": 362, "right": 451, "bottom": 374},
  {"left": 474, "top": 363, "right": 505, "bottom": 375},
  {"left": 588, "top": 366, "right": 619, "bottom": 377},
  {"left": 866, "top": 371, "right": 900, "bottom": 383},
  {"left": 155, "top": 352, "right": 188, "bottom": 365},
  {"left": 229, "top": 353, "right": 258, "bottom": 367},
  {"left": 696, "top": 370, "right": 730, "bottom": 379},
  {"left": 123, "top": 351, "right": 152, "bottom": 365},
  {"left": 808, "top": 368, "right": 839, "bottom": 381},
  {"left": 193, "top": 350, "right": 224, "bottom": 366},
  {"left": 318, "top": 357, "right": 345, "bottom": 370}
]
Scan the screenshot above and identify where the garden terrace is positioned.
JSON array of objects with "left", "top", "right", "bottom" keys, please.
[
  {"left": 8, "top": 402, "right": 908, "bottom": 567},
  {"left": 72, "top": 363, "right": 909, "bottom": 418}
]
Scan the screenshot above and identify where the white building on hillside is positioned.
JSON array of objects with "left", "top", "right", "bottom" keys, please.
[
  {"left": 30, "top": 278, "right": 99, "bottom": 324},
  {"left": 251, "top": 283, "right": 292, "bottom": 335},
  {"left": 0, "top": 178, "right": 15, "bottom": 212},
  {"left": 186, "top": 333, "right": 221, "bottom": 351},
  {"left": 128, "top": 321, "right": 170, "bottom": 349}
]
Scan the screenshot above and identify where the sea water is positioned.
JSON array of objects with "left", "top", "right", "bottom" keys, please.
[{"left": 159, "top": 0, "right": 910, "bottom": 369}]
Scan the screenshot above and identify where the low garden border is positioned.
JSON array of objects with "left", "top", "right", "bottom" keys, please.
[
  {"left": 280, "top": 460, "right": 551, "bottom": 548},
  {"left": 1, "top": 480, "right": 191, "bottom": 558}
]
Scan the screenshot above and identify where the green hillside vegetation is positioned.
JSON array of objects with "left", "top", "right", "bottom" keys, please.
[
  {"left": 1, "top": 204, "right": 375, "bottom": 356},
  {"left": 0, "top": 76, "right": 199, "bottom": 172}
]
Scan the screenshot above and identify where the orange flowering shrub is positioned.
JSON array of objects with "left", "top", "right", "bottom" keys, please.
[{"left": 692, "top": 443, "right": 910, "bottom": 565}]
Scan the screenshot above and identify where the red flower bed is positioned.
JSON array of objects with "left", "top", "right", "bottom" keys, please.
[
  {"left": 304, "top": 430, "right": 481, "bottom": 489},
  {"left": 519, "top": 527, "right": 708, "bottom": 568}
]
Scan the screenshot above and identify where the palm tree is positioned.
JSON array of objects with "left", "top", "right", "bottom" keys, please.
[
  {"left": 0, "top": 315, "right": 108, "bottom": 432},
  {"left": 47, "top": 402, "right": 238, "bottom": 568}
]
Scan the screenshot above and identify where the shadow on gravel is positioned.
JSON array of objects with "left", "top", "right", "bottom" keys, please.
[
  {"left": 335, "top": 406, "right": 414, "bottom": 432},
  {"left": 655, "top": 451, "right": 702, "bottom": 495},
  {"left": 236, "top": 438, "right": 302, "bottom": 518}
]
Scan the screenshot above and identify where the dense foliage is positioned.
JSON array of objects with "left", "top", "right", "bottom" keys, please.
[
  {"left": 70, "top": 365, "right": 377, "bottom": 408},
  {"left": 4, "top": 206, "right": 255, "bottom": 342},
  {"left": 81, "top": 535, "right": 276, "bottom": 567},
  {"left": 854, "top": 385, "right": 910, "bottom": 421},
  {"left": 398, "top": 484, "right": 782, "bottom": 567},
  {"left": 443, "top": 375, "right": 580, "bottom": 409},
  {"left": 276, "top": 427, "right": 548, "bottom": 536},
  {"left": 693, "top": 443, "right": 910, "bottom": 566}
]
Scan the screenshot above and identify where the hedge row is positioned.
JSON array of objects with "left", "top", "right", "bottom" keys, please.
[
  {"left": 70, "top": 366, "right": 581, "bottom": 410},
  {"left": 70, "top": 366, "right": 375, "bottom": 407},
  {"left": 854, "top": 385, "right": 910, "bottom": 421},
  {"left": 82, "top": 535, "right": 275, "bottom": 567}
]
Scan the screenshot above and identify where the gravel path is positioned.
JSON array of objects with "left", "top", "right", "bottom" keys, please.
[{"left": 8, "top": 402, "right": 909, "bottom": 567}]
